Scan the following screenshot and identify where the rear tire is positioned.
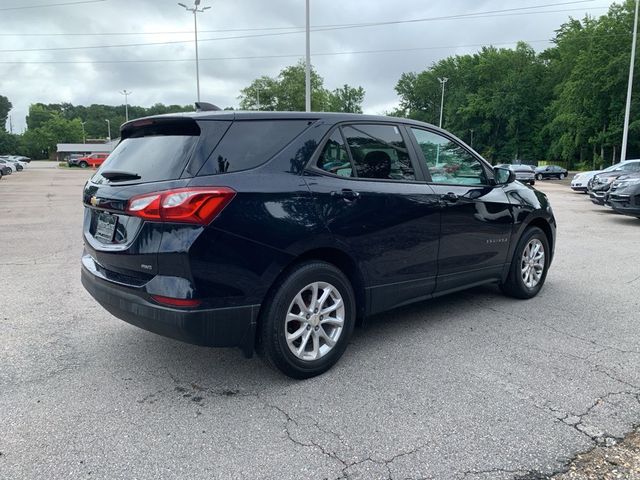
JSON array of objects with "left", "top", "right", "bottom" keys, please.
[
  {"left": 500, "top": 227, "right": 550, "bottom": 299},
  {"left": 536, "top": 174, "right": 543, "bottom": 181},
  {"left": 259, "top": 261, "right": 356, "bottom": 379},
  {"left": 559, "top": 173, "right": 565, "bottom": 180},
  {"left": 530, "top": 180, "right": 536, "bottom": 186},
  {"left": 79, "top": 161, "right": 88, "bottom": 168}
]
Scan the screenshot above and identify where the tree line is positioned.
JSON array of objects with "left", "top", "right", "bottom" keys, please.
[
  {"left": 0, "top": 1, "right": 638, "bottom": 167},
  {"left": 0, "top": 101, "right": 194, "bottom": 159},
  {"left": 391, "top": 0, "right": 639, "bottom": 168}
]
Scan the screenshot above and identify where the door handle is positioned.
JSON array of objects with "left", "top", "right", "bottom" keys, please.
[
  {"left": 331, "top": 189, "right": 360, "bottom": 201},
  {"left": 440, "top": 192, "right": 459, "bottom": 203}
]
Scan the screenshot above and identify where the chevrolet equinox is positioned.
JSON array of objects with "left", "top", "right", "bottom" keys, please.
[{"left": 81, "top": 111, "right": 556, "bottom": 378}]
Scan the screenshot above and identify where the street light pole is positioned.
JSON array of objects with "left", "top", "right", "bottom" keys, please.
[
  {"left": 305, "top": 0, "right": 311, "bottom": 112},
  {"left": 120, "top": 90, "right": 132, "bottom": 122},
  {"left": 621, "top": 0, "right": 639, "bottom": 163},
  {"left": 438, "top": 77, "right": 448, "bottom": 128},
  {"left": 256, "top": 85, "right": 261, "bottom": 110},
  {"left": 105, "top": 119, "right": 111, "bottom": 141},
  {"left": 470, "top": 129, "right": 474, "bottom": 148},
  {"left": 81, "top": 121, "right": 86, "bottom": 144},
  {"left": 178, "top": 0, "right": 211, "bottom": 103}
]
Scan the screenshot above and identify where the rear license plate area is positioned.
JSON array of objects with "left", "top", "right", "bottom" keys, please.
[{"left": 95, "top": 212, "right": 118, "bottom": 243}]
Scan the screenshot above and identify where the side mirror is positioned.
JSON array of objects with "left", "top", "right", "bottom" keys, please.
[{"left": 494, "top": 166, "right": 516, "bottom": 185}]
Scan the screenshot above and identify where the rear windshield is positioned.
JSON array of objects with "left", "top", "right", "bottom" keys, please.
[
  {"left": 197, "top": 120, "right": 311, "bottom": 176},
  {"left": 95, "top": 120, "right": 199, "bottom": 183}
]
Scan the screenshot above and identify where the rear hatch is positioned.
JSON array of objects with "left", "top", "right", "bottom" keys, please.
[{"left": 82, "top": 116, "right": 227, "bottom": 284}]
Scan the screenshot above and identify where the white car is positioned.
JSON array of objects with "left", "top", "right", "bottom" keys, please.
[
  {"left": 571, "top": 159, "right": 640, "bottom": 192},
  {"left": 0, "top": 158, "right": 18, "bottom": 173}
]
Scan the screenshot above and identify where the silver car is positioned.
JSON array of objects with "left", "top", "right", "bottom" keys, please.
[{"left": 497, "top": 164, "right": 536, "bottom": 186}]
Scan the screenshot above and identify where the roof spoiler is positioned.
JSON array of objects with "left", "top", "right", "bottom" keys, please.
[{"left": 195, "top": 102, "right": 222, "bottom": 112}]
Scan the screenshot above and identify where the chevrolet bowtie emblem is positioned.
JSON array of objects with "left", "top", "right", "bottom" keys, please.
[{"left": 90, "top": 196, "right": 99, "bottom": 207}]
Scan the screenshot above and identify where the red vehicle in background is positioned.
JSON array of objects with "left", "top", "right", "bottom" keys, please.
[{"left": 76, "top": 153, "right": 109, "bottom": 168}]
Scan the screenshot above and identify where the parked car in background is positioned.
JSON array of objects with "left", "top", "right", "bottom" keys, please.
[
  {"left": 609, "top": 173, "right": 640, "bottom": 219},
  {"left": 588, "top": 161, "right": 640, "bottom": 206},
  {"left": 535, "top": 165, "right": 568, "bottom": 181},
  {"left": 0, "top": 157, "right": 25, "bottom": 171},
  {"left": 81, "top": 111, "right": 556, "bottom": 378},
  {"left": 572, "top": 159, "right": 640, "bottom": 192},
  {"left": 76, "top": 153, "right": 110, "bottom": 168},
  {"left": 6, "top": 155, "right": 31, "bottom": 163},
  {"left": 0, "top": 158, "right": 19, "bottom": 173},
  {"left": 0, "top": 162, "right": 12, "bottom": 176},
  {"left": 496, "top": 164, "right": 536, "bottom": 185},
  {"left": 67, "top": 154, "right": 85, "bottom": 167}
]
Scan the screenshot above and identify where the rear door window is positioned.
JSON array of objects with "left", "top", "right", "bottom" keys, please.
[
  {"left": 95, "top": 119, "right": 200, "bottom": 183},
  {"left": 198, "top": 120, "right": 311, "bottom": 176},
  {"left": 341, "top": 124, "right": 415, "bottom": 181}
]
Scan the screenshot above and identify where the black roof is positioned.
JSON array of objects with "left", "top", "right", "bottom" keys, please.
[{"left": 121, "top": 110, "right": 443, "bottom": 132}]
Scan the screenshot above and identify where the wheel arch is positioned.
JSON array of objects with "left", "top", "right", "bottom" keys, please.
[{"left": 526, "top": 217, "right": 554, "bottom": 258}]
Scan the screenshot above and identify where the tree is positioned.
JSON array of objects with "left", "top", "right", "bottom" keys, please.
[
  {"left": 327, "top": 85, "right": 366, "bottom": 113},
  {"left": 239, "top": 61, "right": 365, "bottom": 112},
  {"left": 0, "top": 95, "right": 11, "bottom": 132},
  {"left": 394, "top": 43, "right": 550, "bottom": 162},
  {"left": 20, "top": 114, "right": 83, "bottom": 158},
  {"left": 392, "top": 1, "right": 640, "bottom": 166},
  {"left": 0, "top": 131, "right": 19, "bottom": 154}
]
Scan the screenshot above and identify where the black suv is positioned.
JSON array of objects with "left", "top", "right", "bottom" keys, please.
[
  {"left": 609, "top": 173, "right": 640, "bottom": 219},
  {"left": 81, "top": 111, "right": 556, "bottom": 378}
]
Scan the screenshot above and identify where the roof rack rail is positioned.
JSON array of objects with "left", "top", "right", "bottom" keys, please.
[{"left": 195, "top": 102, "right": 222, "bottom": 112}]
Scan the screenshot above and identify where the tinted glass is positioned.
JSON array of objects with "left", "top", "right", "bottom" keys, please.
[
  {"left": 624, "top": 162, "right": 640, "bottom": 171},
  {"left": 410, "top": 128, "right": 487, "bottom": 185},
  {"left": 95, "top": 130, "right": 198, "bottom": 183},
  {"left": 198, "top": 120, "right": 310, "bottom": 176},
  {"left": 342, "top": 124, "right": 414, "bottom": 181},
  {"left": 317, "top": 131, "right": 352, "bottom": 177}
]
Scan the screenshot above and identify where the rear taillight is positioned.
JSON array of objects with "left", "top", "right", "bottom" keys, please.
[{"left": 127, "top": 187, "right": 235, "bottom": 225}]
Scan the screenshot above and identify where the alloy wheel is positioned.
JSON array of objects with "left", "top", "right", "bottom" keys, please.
[
  {"left": 285, "top": 282, "right": 345, "bottom": 361},
  {"left": 521, "top": 239, "right": 545, "bottom": 288}
]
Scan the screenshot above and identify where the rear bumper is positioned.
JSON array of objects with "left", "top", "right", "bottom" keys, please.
[{"left": 81, "top": 262, "right": 259, "bottom": 354}]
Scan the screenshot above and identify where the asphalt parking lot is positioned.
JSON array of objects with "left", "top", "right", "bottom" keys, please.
[{"left": 1, "top": 163, "right": 639, "bottom": 480}]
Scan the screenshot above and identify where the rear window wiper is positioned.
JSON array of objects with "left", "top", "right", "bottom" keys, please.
[{"left": 101, "top": 171, "right": 141, "bottom": 182}]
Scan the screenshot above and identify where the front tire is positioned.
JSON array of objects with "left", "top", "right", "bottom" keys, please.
[
  {"left": 259, "top": 261, "right": 356, "bottom": 379},
  {"left": 79, "top": 161, "right": 88, "bottom": 168},
  {"left": 500, "top": 227, "right": 550, "bottom": 299}
]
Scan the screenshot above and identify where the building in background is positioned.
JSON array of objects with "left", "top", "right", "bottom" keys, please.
[{"left": 55, "top": 139, "right": 118, "bottom": 162}]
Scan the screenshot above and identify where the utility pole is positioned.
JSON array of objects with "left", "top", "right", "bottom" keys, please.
[
  {"left": 438, "top": 77, "right": 448, "bottom": 128},
  {"left": 120, "top": 90, "right": 132, "bottom": 122},
  {"left": 256, "top": 85, "right": 261, "bottom": 110},
  {"left": 9, "top": 115, "right": 13, "bottom": 134},
  {"left": 305, "top": 0, "right": 311, "bottom": 112},
  {"left": 178, "top": 0, "right": 211, "bottom": 103},
  {"left": 621, "top": 0, "right": 639, "bottom": 163},
  {"left": 105, "top": 119, "right": 111, "bottom": 141},
  {"left": 81, "top": 121, "right": 86, "bottom": 144},
  {"left": 470, "top": 129, "right": 474, "bottom": 148}
]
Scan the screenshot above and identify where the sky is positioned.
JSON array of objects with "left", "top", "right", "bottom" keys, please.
[{"left": 0, "top": 0, "right": 619, "bottom": 133}]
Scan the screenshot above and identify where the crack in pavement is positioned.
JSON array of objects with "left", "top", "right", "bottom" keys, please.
[{"left": 264, "top": 401, "right": 429, "bottom": 480}]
